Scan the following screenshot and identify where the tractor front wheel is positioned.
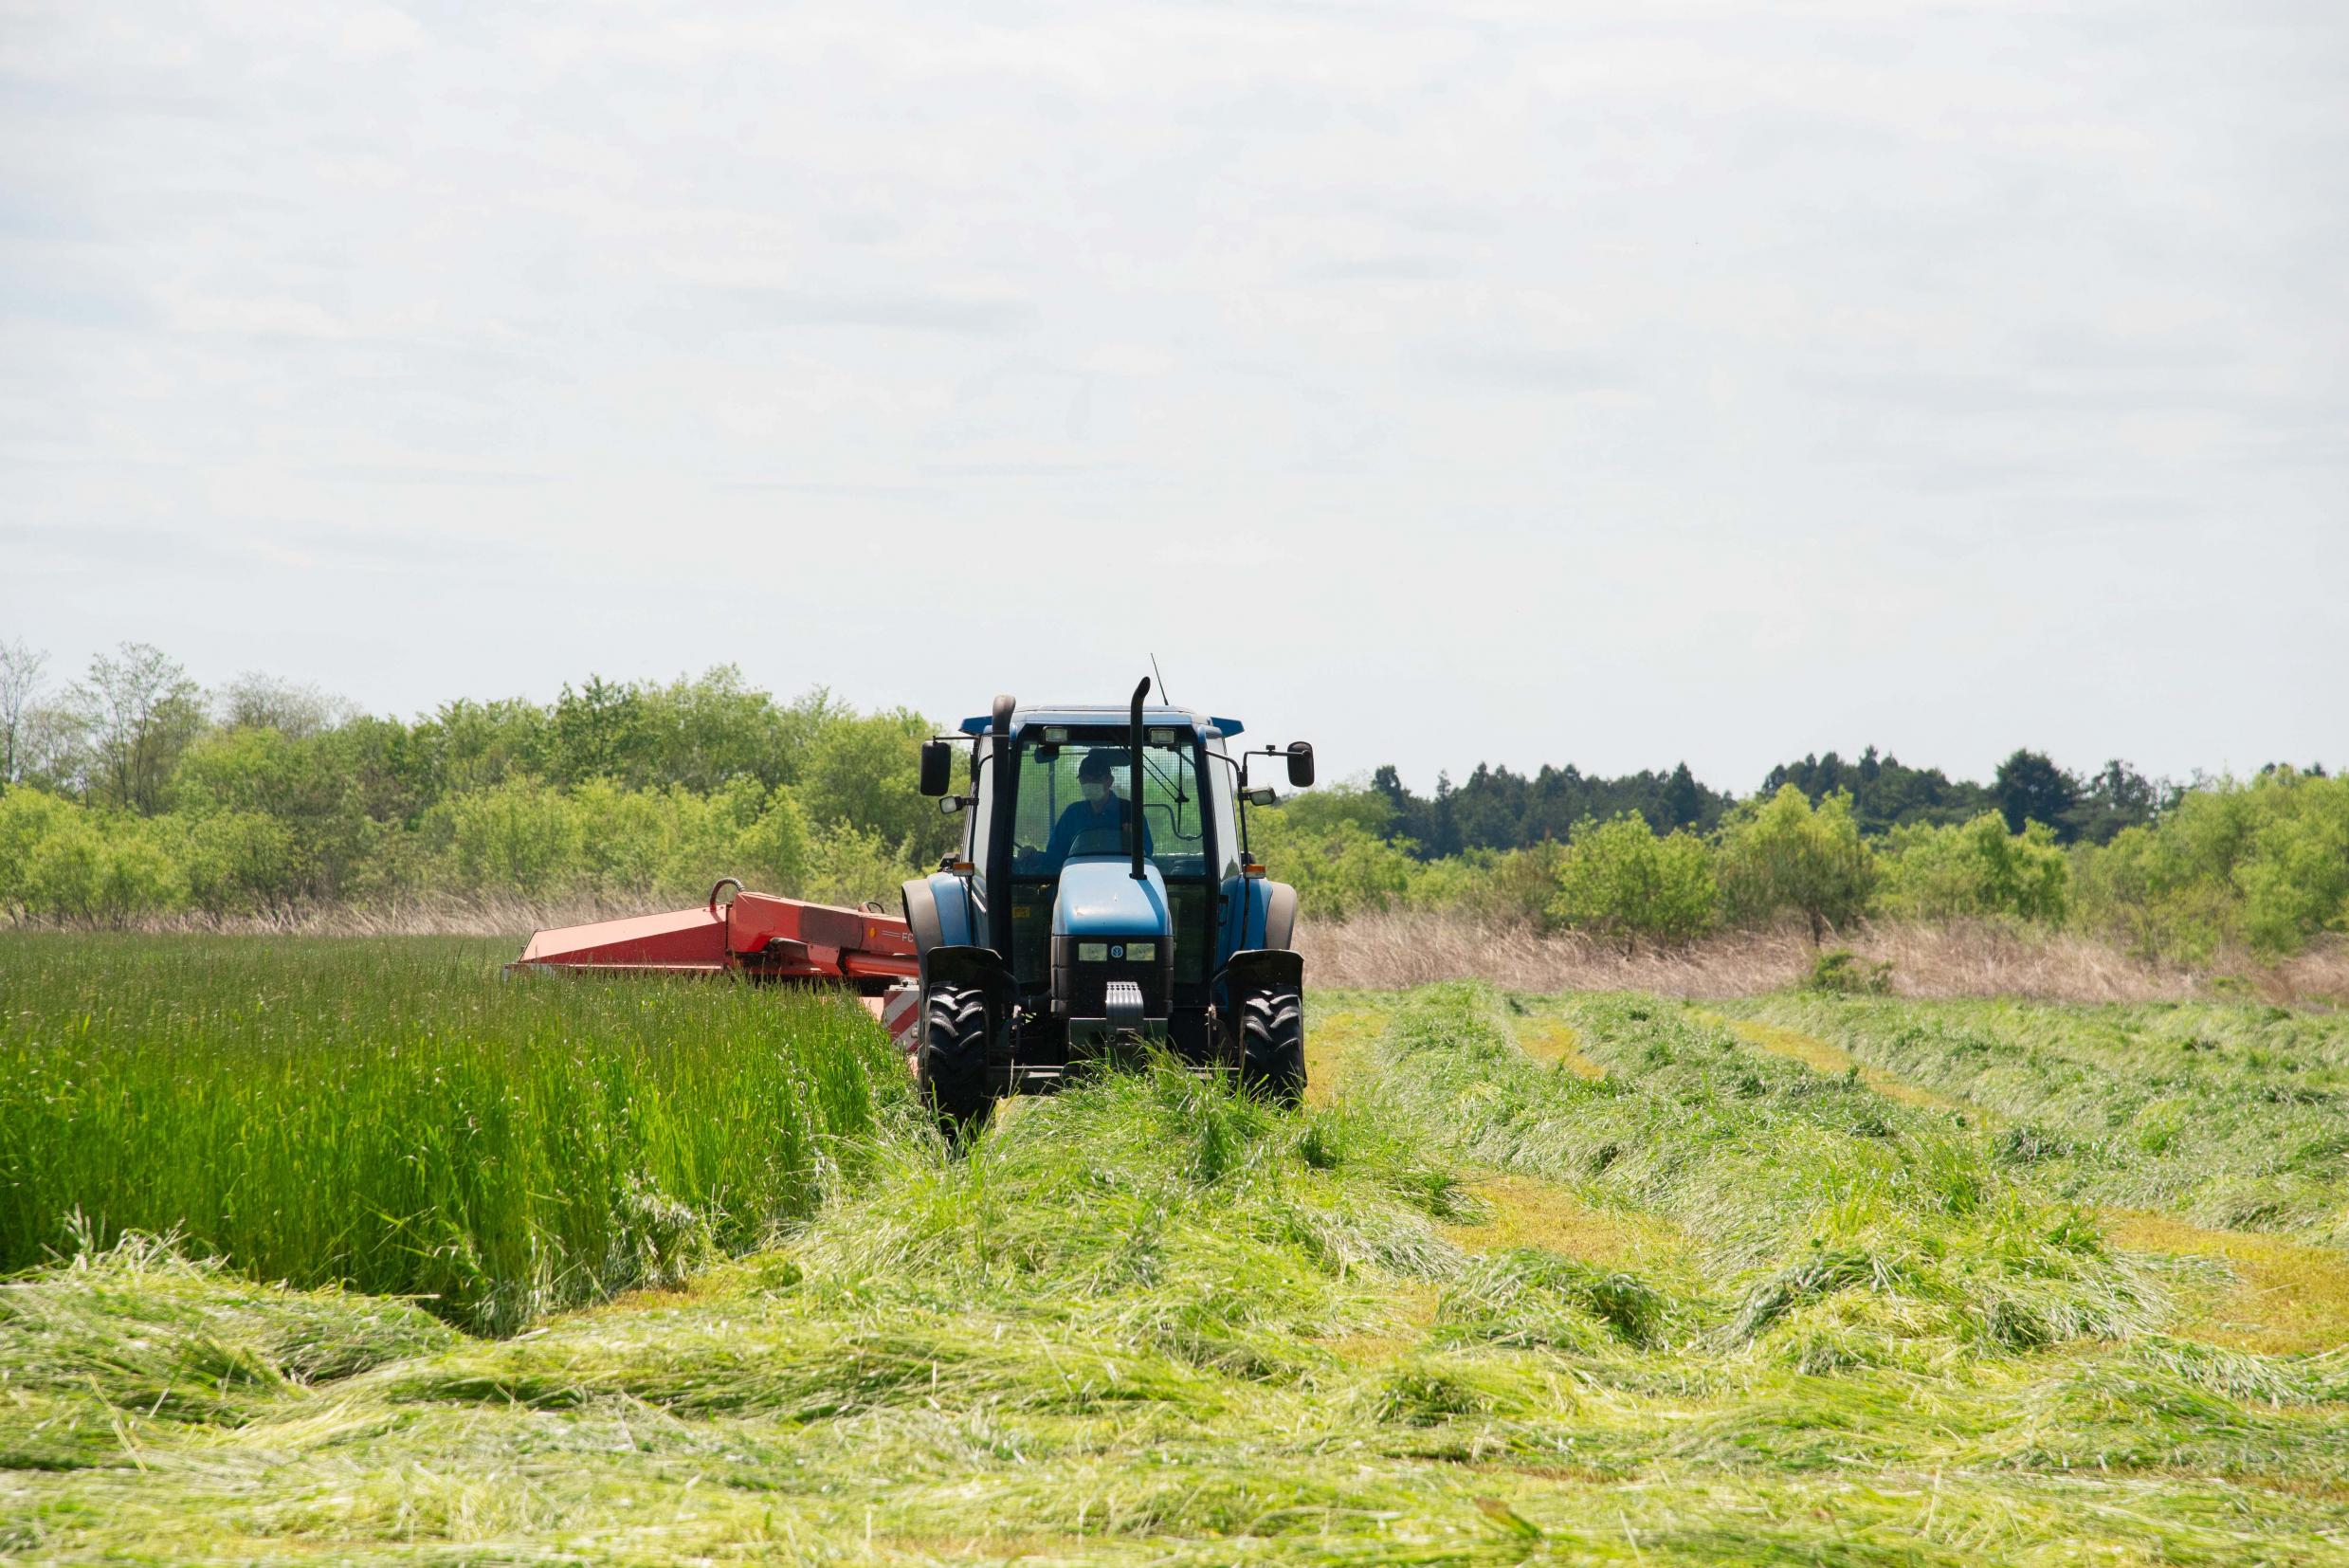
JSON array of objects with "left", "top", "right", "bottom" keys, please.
[
  {"left": 916, "top": 983, "right": 994, "bottom": 1134},
  {"left": 1235, "top": 988, "right": 1305, "bottom": 1107}
]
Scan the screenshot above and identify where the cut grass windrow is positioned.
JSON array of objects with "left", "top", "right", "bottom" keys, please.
[
  {"left": 1370, "top": 985, "right": 2168, "bottom": 1364},
  {"left": 1723, "top": 993, "right": 2349, "bottom": 1244}
]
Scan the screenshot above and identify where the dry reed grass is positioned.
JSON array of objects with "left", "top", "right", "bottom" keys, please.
[
  {"left": 5, "top": 890, "right": 778, "bottom": 940},
  {"left": 19, "top": 896, "right": 2345, "bottom": 1005},
  {"left": 1301, "top": 910, "right": 2349, "bottom": 1005}
]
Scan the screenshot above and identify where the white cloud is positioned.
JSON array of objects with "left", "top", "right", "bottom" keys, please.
[{"left": 1, "top": 0, "right": 2343, "bottom": 788}]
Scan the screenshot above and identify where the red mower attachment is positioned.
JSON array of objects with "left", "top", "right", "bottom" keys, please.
[{"left": 508, "top": 879, "right": 924, "bottom": 1055}]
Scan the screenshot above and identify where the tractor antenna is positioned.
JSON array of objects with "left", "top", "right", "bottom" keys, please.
[{"left": 1150, "top": 653, "right": 1171, "bottom": 707}]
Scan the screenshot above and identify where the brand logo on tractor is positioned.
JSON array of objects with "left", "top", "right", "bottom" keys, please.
[{"left": 1110, "top": 944, "right": 1124, "bottom": 959}]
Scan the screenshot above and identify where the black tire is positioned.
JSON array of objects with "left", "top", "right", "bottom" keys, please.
[
  {"left": 1236, "top": 989, "right": 1305, "bottom": 1106},
  {"left": 915, "top": 983, "right": 995, "bottom": 1134}
]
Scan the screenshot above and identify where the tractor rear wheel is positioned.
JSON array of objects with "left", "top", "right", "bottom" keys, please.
[
  {"left": 916, "top": 983, "right": 994, "bottom": 1133},
  {"left": 1235, "top": 988, "right": 1305, "bottom": 1106}
]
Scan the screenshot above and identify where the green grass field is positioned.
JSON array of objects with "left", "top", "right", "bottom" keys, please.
[
  {"left": 0, "top": 936, "right": 903, "bottom": 1335},
  {"left": 5, "top": 940, "right": 2348, "bottom": 1562}
]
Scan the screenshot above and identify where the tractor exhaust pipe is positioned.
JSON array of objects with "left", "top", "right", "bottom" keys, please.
[
  {"left": 990, "top": 693, "right": 1015, "bottom": 896},
  {"left": 1129, "top": 676, "right": 1150, "bottom": 881}
]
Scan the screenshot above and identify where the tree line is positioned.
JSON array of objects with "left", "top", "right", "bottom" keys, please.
[
  {"left": 1, "top": 636, "right": 2341, "bottom": 964},
  {"left": 1253, "top": 771, "right": 2348, "bottom": 964},
  {"left": 0, "top": 639, "right": 955, "bottom": 922},
  {"left": 1367, "top": 743, "right": 2190, "bottom": 857}
]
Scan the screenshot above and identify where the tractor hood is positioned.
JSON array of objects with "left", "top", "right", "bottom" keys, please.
[{"left": 1051, "top": 858, "right": 1171, "bottom": 939}]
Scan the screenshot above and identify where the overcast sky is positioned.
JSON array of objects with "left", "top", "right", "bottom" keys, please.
[{"left": 4, "top": 0, "right": 2343, "bottom": 793}]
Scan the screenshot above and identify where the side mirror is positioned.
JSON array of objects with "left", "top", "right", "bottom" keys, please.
[
  {"left": 1245, "top": 787, "right": 1279, "bottom": 808},
  {"left": 918, "top": 739, "right": 954, "bottom": 797},
  {"left": 1285, "top": 741, "right": 1316, "bottom": 789}
]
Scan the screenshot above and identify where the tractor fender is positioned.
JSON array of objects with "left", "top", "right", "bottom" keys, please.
[
  {"left": 1261, "top": 881, "right": 1299, "bottom": 952},
  {"left": 1223, "top": 876, "right": 1300, "bottom": 956},
  {"left": 901, "top": 872, "right": 978, "bottom": 956},
  {"left": 1216, "top": 946, "right": 1303, "bottom": 1004},
  {"left": 920, "top": 943, "right": 1018, "bottom": 1024}
]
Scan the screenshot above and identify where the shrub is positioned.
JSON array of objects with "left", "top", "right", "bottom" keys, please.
[
  {"left": 1248, "top": 809, "right": 1419, "bottom": 921},
  {"left": 2072, "top": 772, "right": 2349, "bottom": 960},
  {"left": 1549, "top": 812, "right": 1716, "bottom": 953},
  {"left": 1879, "top": 811, "right": 2068, "bottom": 923},
  {"left": 797, "top": 706, "right": 956, "bottom": 866},
  {"left": 800, "top": 820, "right": 921, "bottom": 908},
  {"left": 0, "top": 787, "right": 77, "bottom": 919},
  {"left": 2237, "top": 774, "right": 2349, "bottom": 957},
  {"left": 429, "top": 775, "right": 583, "bottom": 898},
  {"left": 1406, "top": 842, "right": 1569, "bottom": 930},
  {"left": 1716, "top": 786, "right": 1877, "bottom": 944},
  {"left": 0, "top": 790, "right": 187, "bottom": 925},
  {"left": 735, "top": 783, "right": 814, "bottom": 892},
  {"left": 173, "top": 810, "right": 295, "bottom": 917},
  {"left": 1804, "top": 948, "right": 1893, "bottom": 995}
]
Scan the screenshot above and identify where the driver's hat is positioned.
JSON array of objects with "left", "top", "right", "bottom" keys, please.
[{"left": 1078, "top": 749, "right": 1120, "bottom": 782}]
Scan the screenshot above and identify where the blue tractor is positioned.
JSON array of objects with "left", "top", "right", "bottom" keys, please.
[{"left": 900, "top": 679, "right": 1315, "bottom": 1126}]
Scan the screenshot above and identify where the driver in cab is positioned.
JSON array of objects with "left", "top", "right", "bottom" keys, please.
[{"left": 1043, "top": 748, "right": 1152, "bottom": 870}]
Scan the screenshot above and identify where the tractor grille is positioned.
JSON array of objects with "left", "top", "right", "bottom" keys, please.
[{"left": 1053, "top": 937, "right": 1170, "bottom": 1017}]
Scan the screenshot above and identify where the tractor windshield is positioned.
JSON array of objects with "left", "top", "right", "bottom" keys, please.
[
  {"left": 1010, "top": 730, "right": 1206, "bottom": 876},
  {"left": 1002, "top": 725, "right": 1214, "bottom": 998}
]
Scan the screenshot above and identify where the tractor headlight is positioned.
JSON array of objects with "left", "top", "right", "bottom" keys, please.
[{"left": 1076, "top": 940, "right": 1156, "bottom": 963}]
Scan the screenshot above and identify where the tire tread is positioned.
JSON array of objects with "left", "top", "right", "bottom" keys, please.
[
  {"left": 916, "top": 984, "right": 994, "bottom": 1131},
  {"left": 1236, "top": 989, "right": 1305, "bottom": 1106}
]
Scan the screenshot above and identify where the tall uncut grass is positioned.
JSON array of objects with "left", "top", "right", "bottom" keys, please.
[
  {"left": 1303, "top": 908, "right": 2349, "bottom": 1003},
  {"left": 0, "top": 935, "right": 904, "bottom": 1334}
]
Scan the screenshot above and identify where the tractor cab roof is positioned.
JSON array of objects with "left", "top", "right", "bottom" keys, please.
[{"left": 956, "top": 705, "right": 1244, "bottom": 740}]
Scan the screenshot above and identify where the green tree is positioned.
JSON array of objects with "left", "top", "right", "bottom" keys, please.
[
  {"left": 2064, "top": 758, "right": 2164, "bottom": 847},
  {"left": 797, "top": 707, "right": 955, "bottom": 864},
  {"left": 2236, "top": 772, "right": 2349, "bottom": 957},
  {"left": 1247, "top": 809, "right": 1417, "bottom": 921},
  {"left": 2072, "top": 800, "right": 2244, "bottom": 964},
  {"left": 0, "top": 637, "right": 47, "bottom": 787},
  {"left": 173, "top": 810, "right": 297, "bottom": 918},
  {"left": 640, "top": 666, "right": 801, "bottom": 793},
  {"left": 213, "top": 673, "right": 355, "bottom": 738},
  {"left": 1661, "top": 762, "right": 1703, "bottom": 830},
  {"left": 1280, "top": 781, "right": 1398, "bottom": 837},
  {"left": 1878, "top": 811, "right": 2067, "bottom": 923},
  {"left": 1994, "top": 749, "right": 2080, "bottom": 843},
  {"left": 800, "top": 820, "right": 921, "bottom": 908},
  {"left": 0, "top": 794, "right": 187, "bottom": 925},
  {"left": 1760, "top": 748, "right": 1994, "bottom": 834},
  {"left": 70, "top": 643, "right": 206, "bottom": 813},
  {"left": 1408, "top": 842, "right": 1571, "bottom": 930},
  {"left": 1716, "top": 785, "right": 1877, "bottom": 944},
  {"left": 415, "top": 697, "right": 555, "bottom": 796},
  {"left": 173, "top": 724, "right": 376, "bottom": 903},
  {"left": 551, "top": 675, "right": 650, "bottom": 786},
  {"left": 1549, "top": 812, "right": 1716, "bottom": 953},
  {"left": 429, "top": 776, "right": 584, "bottom": 898},
  {"left": 0, "top": 787, "right": 75, "bottom": 919},
  {"left": 2070, "top": 772, "right": 2348, "bottom": 961},
  {"left": 733, "top": 785, "right": 814, "bottom": 894}
]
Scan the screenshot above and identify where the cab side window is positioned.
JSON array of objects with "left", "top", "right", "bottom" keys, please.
[{"left": 1207, "top": 742, "right": 1241, "bottom": 881}]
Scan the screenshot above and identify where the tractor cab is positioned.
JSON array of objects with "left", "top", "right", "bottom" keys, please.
[{"left": 901, "top": 679, "right": 1313, "bottom": 1125}]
